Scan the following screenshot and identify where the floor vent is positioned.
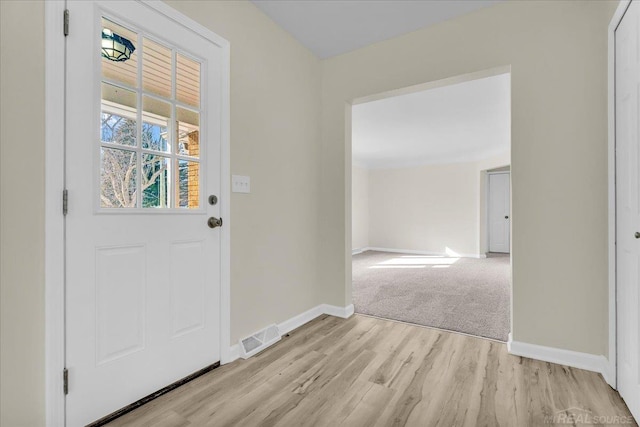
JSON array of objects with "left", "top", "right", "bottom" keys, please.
[{"left": 239, "top": 324, "right": 281, "bottom": 359}]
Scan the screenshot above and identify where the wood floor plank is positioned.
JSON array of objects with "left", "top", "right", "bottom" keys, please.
[
  {"left": 107, "top": 409, "right": 190, "bottom": 427},
  {"left": 105, "top": 315, "right": 637, "bottom": 427},
  {"left": 273, "top": 349, "right": 381, "bottom": 424},
  {"left": 405, "top": 333, "right": 484, "bottom": 426},
  {"left": 339, "top": 382, "right": 396, "bottom": 427}
]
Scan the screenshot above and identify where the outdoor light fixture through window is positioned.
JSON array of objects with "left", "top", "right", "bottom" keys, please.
[{"left": 101, "top": 28, "right": 135, "bottom": 62}]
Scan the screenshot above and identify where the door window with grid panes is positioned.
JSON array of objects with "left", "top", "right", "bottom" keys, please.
[{"left": 100, "top": 18, "right": 202, "bottom": 210}]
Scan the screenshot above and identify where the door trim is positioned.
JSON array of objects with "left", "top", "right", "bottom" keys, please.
[
  {"left": 606, "top": 0, "right": 632, "bottom": 391},
  {"left": 44, "top": 1, "right": 66, "bottom": 425},
  {"left": 44, "top": 2, "right": 231, "bottom": 425}
]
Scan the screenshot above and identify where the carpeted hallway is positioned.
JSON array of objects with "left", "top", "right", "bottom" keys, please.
[{"left": 352, "top": 250, "right": 510, "bottom": 341}]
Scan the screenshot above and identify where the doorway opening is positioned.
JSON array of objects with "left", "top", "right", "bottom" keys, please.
[{"left": 350, "top": 68, "right": 512, "bottom": 341}]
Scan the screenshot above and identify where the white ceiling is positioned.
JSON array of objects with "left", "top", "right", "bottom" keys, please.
[
  {"left": 352, "top": 73, "right": 510, "bottom": 169},
  {"left": 251, "top": 0, "right": 501, "bottom": 58}
]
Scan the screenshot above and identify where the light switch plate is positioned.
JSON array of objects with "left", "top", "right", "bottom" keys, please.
[{"left": 232, "top": 175, "right": 251, "bottom": 193}]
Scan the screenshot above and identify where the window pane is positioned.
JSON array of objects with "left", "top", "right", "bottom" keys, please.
[
  {"left": 177, "top": 53, "right": 200, "bottom": 107},
  {"left": 176, "top": 107, "right": 199, "bottom": 158},
  {"left": 177, "top": 160, "right": 199, "bottom": 209},
  {"left": 99, "top": 19, "right": 205, "bottom": 213},
  {"left": 100, "top": 148, "right": 137, "bottom": 208},
  {"left": 101, "top": 83, "right": 137, "bottom": 147},
  {"left": 142, "top": 154, "right": 170, "bottom": 208},
  {"left": 142, "top": 96, "right": 170, "bottom": 152},
  {"left": 101, "top": 18, "right": 138, "bottom": 88},
  {"left": 143, "top": 37, "right": 171, "bottom": 99}
]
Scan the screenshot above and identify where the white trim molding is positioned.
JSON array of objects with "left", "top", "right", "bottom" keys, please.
[
  {"left": 224, "top": 304, "right": 356, "bottom": 364},
  {"left": 227, "top": 344, "right": 240, "bottom": 363},
  {"left": 363, "top": 246, "right": 487, "bottom": 259},
  {"left": 508, "top": 334, "right": 611, "bottom": 382},
  {"left": 605, "top": 0, "right": 632, "bottom": 391},
  {"left": 278, "top": 305, "right": 325, "bottom": 335},
  {"left": 44, "top": 1, "right": 67, "bottom": 426},
  {"left": 322, "top": 304, "right": 355, "bottom": 319},
  {"left": 278, "top": 304, "right": 354, "bottom": 335}
]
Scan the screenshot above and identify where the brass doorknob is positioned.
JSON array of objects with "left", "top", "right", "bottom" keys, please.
[{"left": 207, "top": 217, "right": 223, "bottom": 229}]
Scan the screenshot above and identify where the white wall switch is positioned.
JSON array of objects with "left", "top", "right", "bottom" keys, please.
[{"left": 232, "top": 175, "right": 251, "bottom": 193}]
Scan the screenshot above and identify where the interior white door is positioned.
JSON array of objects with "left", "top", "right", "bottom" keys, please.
[
  {"left": 616, "top": 0, "right": 640, "bottom": 421},
  {"left": 488, "top": 173, "right": 511, "bottom": 253},
  {"left": 64, "top": 1, "right": 223, "bottom": 425}
]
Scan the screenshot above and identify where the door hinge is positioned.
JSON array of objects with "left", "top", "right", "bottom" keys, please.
[
  {"left": 62, "top": 189, "right": 68, "bottom": 216},
  {"left": 63, "top": 9, "right": 69, "bottom": 37},
  {"left": 63, "top": 368, "right": 69, "bottom": 395}
]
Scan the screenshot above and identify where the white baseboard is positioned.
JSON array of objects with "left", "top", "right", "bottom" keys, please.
[
  {"left": 365, "top": 247, "right": 486, "bottom": 259},
  {"left": 278, "top": 305, "right": 325, "bottom": 335},
  {"left": 321, "top": 303, "right": 355, "bottom": 318},
  {"left": 507, "top": 333, "right": 611, "bottom": 379},
  {"left": 352, "top": 248, "right": 365, "bottom": 255},
  {"left": 280, "top": 304, "right": 354, "bottom": 333},
  {"left": 222, "top": 303, "right": 355, "bottom": 365},
  {"left": 601, "top": 356, "right": 616, "bottom": 387},
  {"left": 225, "top": 344, "right": 240, "bottom": 364}
]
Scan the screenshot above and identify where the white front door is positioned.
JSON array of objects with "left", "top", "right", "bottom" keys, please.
[
  {"left": 616, "top": 0, "right": 640, "bottom": 420},
  {"left": 488, "top": 172, "right": 510, "bottom": 253},
  {"left": 64, "top": 2, "right": 223, "bottom": 425}
]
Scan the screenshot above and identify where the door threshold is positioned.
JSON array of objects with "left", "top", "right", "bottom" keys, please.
[
  {"left": 87, "top": 362, "right": 220, "bottom": 427},
  {"left": 355, "top": 312, "right": 508, "bottom": 344}
]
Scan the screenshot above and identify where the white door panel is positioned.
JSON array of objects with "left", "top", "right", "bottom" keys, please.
[
  {"left": 65, "top": 1, "right": 223, "bottom": 425},
  {"left": 489, "top": 173, "right": 511, "bottom": 253},
  {"left": 616, "top": 0, "right": 640, "bottom": 421}
]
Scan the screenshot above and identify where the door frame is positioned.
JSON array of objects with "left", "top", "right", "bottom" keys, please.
[
  {"left": 607, "top": 0, "right": 633, "bottom": 390},
  {"left": 44, "top": 1, "right": 231, "bottom": 425},
  {"left": 486, "top": 171, "right": 511, "bottom": 254}
]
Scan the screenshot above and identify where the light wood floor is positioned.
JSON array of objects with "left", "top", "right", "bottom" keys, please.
[{"left": 107, "top": 315, "right": 636, "bottom": 427}]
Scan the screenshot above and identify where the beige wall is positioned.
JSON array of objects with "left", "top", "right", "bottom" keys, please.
[
  {"left": 367, "top": 154, "right": 509, "bottom": 256},
  {"left": 320, "top": 0, "right": 617, "bottom": 356},
  {"left": 351, "top": 165, "right": 369, "bottom": 250},
  {"left": 0, "top": 1, "right": 321, "bottom": 425},
  {"left": 0, "top": 1, "right": 46, "bottom": 426}
]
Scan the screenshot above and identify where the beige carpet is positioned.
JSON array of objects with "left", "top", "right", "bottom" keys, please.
[{"left": 352, "top": 250, "right": 511, "bottom": 341}]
